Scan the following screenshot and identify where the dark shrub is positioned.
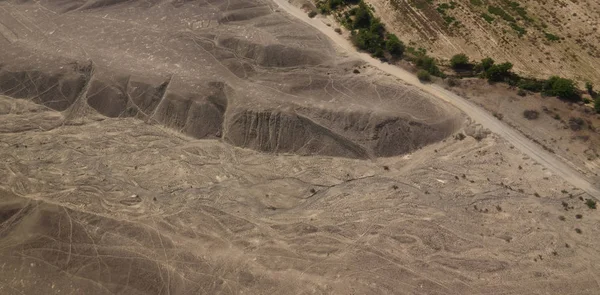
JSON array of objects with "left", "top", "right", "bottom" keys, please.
[
  {"left": 385, "top": 33, "right": 405, "bottom": 57},
  {"left": 417, "top": 70, "right": 431, "bottom": 82},
  {"left": 543, "top": 76, "right": 580, "bottom": 101},
  {"left": 523, "top": 110, "right": 539, "bottom": 120}
]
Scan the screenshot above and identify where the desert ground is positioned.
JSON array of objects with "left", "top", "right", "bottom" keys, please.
[{"left": 1, "top": 0, "right": 600, "bottom": 294}]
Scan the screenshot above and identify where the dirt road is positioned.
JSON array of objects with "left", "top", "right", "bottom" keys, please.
[{"left": 272, "top": 0, "right": 600, "bottom": 199}]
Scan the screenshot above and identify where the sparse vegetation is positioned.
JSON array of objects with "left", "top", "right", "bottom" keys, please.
[
  {"left": 308, "top": 11, "right": 317, "bottom": 18},
  {"left": 510, "top": 23, "right": 526, "bottom": 37},
  {"left": 575, "top": 214, "right": 582, "bottom": 219},
  {"left": 488, "top": 6, "right": 515, "bottom": 23},
  {"left": 436, "top": 2, "right": 458, "bottom": 25},
  {"left": 481, "top": 13, "right": 494, "bottom": 23},
  {"left": 558, "top": 215, "right": 566, "bottom": 221},
  {"left": 575, "top": 228, "right": 582, "bottom": 234},
  {"left": 447, "top": 77, "right": 459, "bottom": 87}
]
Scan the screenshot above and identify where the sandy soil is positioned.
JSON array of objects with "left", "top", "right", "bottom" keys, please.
[
  {"left": 0, "top": 0, "right": 600, "bottom": 294},
  {"left": 2, "top": 96, "right": 600, "bottom": 294},
  {"left": 451, "top": 79, "right": 600, "bottom": 185}
]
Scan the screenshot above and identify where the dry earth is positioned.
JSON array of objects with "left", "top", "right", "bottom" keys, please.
[
  {"left": 367, "top": 0, "right": 600, "bottom": 85},
  {"left": 1, "top": 0, "right": 600, "bottom": 294},
  {"left": 2, "top": 96, "right": 600, "bottom": 294},
  {"left": 450, "top": 79, "right": 600, "bottom": 185}
]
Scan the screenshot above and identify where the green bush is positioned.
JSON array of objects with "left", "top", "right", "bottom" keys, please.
[
  {"left": 352, "top": 29, "right": 383, "bottom": 54},
  {"left": 450, "top": 53, "right": 470, "bottom": 69},
  {"left": 415, "top": 55, "right": 442, "bottom": 77},
  {"left": 308, "top": 11, "right": 317, "bottom": 18},
  {"left": 353, "top": 2, "right": 372, "bottom": 29},
  {"left": 417, "top": 70, "right": 431, "bottom": 81},
  {"left": 385, "top": 33, "right": 405, "bottom": 57},
  {"left": 595, "top": 98, "right": 600, "bottom": 113},
  {"left": 478, "top": 57, "right": 495, "bottom": 72},
  {"left": 485, "top": 62, "right": 513, "bottom": 82},
  {"left": 543, "top": 76, "right": 580, "bottom": 101}
]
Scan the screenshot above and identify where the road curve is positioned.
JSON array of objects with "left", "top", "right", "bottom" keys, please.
[{"left": 272, "top": 0, "right": 600, "bottom": 199}]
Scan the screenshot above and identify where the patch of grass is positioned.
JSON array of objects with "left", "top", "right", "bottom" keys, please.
[
  {"left": 503, "top": 0, "right": 532, "bottom": 22},
  {"left": 510, "top": 23, "right": 526, "bottom": 37},
  {"left": 488, "top": 6, "right": 515, "bottom": 23},
  {"left": 481, "top": 13, "right": 495, "bottom": 23},
  {"left": 544, "top": 32, "right": 560, "bottom": 41},
  {"left": 470, "top": 0, "right": 483, "bottom": 6},
  {"left": 436, "top": 2, "right": 458, "bottom": 25}
]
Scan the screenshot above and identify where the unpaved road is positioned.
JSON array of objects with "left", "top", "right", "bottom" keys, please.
[{"left": 272, "top": 0, "right": 600, "bottom": 199}]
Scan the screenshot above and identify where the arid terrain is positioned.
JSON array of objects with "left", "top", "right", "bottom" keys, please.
[
  {"left": 1, "top": 0, "right": 600, "bottom": 294},
  {"left": 366, "top": 0, "right": 600, "bottom": 85}
]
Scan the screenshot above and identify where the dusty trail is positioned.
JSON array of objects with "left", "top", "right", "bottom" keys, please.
[{"left": 272, "top": 0, "right": 600, "bottom": 199}]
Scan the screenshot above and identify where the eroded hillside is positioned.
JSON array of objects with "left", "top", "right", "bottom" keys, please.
[
  {"left": 0, "top": 0, "right": 462, "bottom": 158},
  {"left": 367, "top": 0, "right": 600, "bottom": 84}
]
